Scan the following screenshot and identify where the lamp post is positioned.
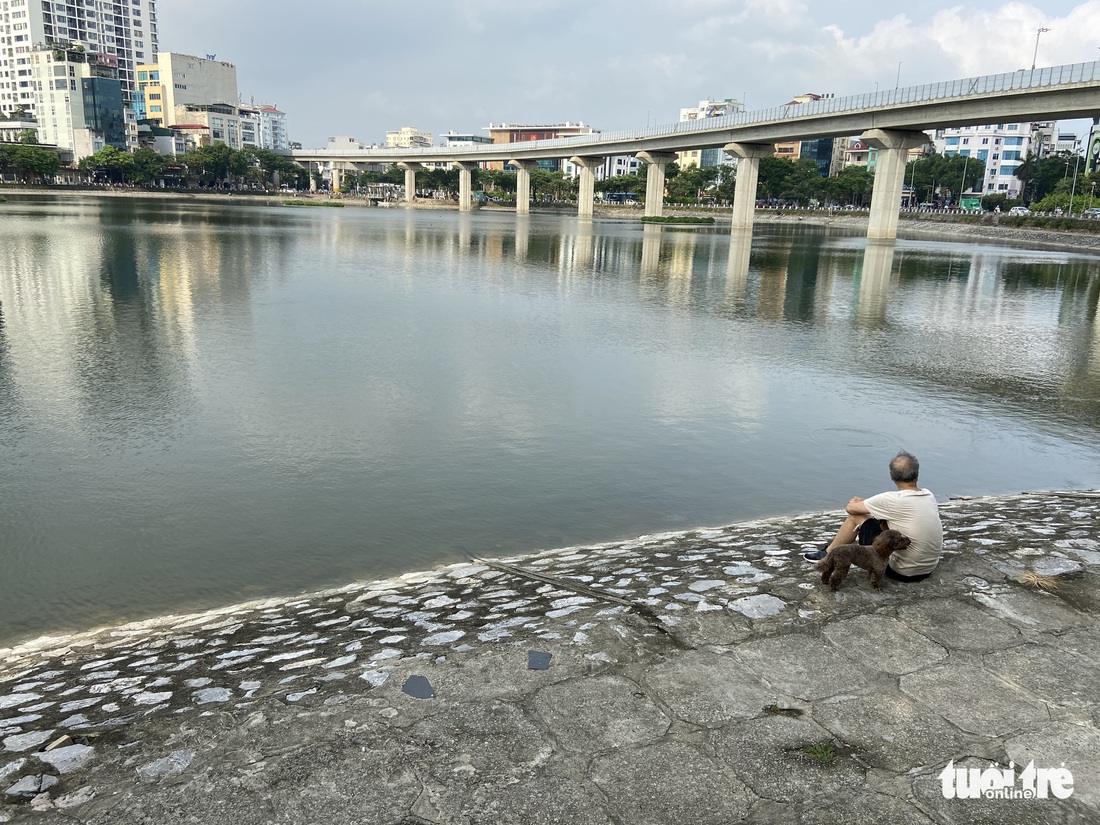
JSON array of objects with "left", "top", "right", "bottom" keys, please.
[
  {"left": 1032, "top": 27, "right": 1050, "bottom": 71},
  {"left": 959, "top": 153, "right": 970, "bottom": 208},
  {"left": 1068, "top": 155, "right": 1081, "bottom": 216}
]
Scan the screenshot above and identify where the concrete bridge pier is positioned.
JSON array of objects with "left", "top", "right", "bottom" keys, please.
[
  {"left": 861, "top": 129, "right": 928, "bottom": 240},
  {"left": 509, "top": 160, "right": 537, "bottom": 215},
  {"left": 455, "top": 162, "right": 477, "bottom": 212},
  {"left": 332, "top": 165, "right": 343, "bottom": 194},
  {"left": 570, "top": 156, "right": 602, "bottom": 219},
  {"left": 636, "top": 152, "right": 676, "bottom": 217},
  {"left": 308, "top": 162, "right": 318, "bottom": 192},
  {"left": 724, "top": 143, "right": 774, "bottom": 231},
  {"left": 397, "top": 162, "right": 421, "bottom": 205}
]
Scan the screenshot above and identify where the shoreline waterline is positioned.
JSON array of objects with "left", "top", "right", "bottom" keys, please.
[{"left": 2, "top": 490, "right": 1091, "bottom": 662}]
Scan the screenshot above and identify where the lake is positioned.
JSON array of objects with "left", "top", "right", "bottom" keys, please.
[{"left": 1, "top": 195, "right": 1098, "bottom": 645}]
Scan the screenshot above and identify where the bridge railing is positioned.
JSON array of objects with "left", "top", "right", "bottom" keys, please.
[{"left": 300, "top": 60, "right": 1100, "bottom": 158}]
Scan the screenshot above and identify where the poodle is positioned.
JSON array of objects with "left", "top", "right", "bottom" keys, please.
[{"left": 815, "top": 529, "right": 911, "bottom": 590}]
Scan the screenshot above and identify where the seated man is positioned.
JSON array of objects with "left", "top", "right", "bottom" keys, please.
[{"left": 804, "top": 450, "right": 943, "bottom": 582}]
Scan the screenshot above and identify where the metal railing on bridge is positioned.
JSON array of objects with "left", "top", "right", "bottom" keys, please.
[{"left": 299, "top": 60, "right": 1100, "bottom": 159}]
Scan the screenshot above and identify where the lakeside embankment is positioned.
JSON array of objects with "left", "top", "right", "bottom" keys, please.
[
  {"left": 5, "top": 187, "right": 1100, "bottom": 252},
  {"left": 2, "top": 492, "right": 1098, "bottom": 823}
]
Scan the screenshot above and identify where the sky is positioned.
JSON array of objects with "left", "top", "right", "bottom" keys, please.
[{"left": 159, "top": 0, "right": 1100, "bottom": 149}]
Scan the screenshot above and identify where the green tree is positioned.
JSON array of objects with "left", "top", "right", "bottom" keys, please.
[
  {"left": 182, "top": 142, "right": 234, "bottom": 187},
  {"left": 78, "top": 145, "right": 134, "bottom": 183},
  {"left": 756, "top": 156, "right": 796, "bottom": 201},
  {"left": 128, "top": 147, "right": 168, "bottom": 184},
  {"left": 832, "top": 165, "right": 873, "bottom": 206},
  {"left": 666, "top": 164, "right": 718, "bottom": 203},
  {"left": 10, "top": 144, "right": 60, "bottom": 181},
  {"left": 17, "top": 129, "right": 38, "bottom": 145}
]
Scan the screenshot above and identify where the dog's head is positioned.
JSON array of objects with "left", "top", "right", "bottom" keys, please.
[{"left": 872, "top": 529, "right": 911, "bottom": 559}]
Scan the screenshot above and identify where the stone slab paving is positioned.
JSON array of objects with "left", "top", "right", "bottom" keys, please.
[{"left": 1, "top": 492, "right": 1099, "bottom": 823}]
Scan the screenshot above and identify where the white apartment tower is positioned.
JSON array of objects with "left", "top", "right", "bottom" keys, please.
[{"left": 0, "top": 0, "right": 159, "bottom": 118}]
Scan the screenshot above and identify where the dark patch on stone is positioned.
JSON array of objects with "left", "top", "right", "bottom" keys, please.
[
  {"left": 764, "top": 704, "right": 804, "bottom": 718},
  {"left": 527, "top": 650, "right": 552, "bottom": 670},
  {"left": 402, "top": 675, "right": 435, "bottom": 699}
]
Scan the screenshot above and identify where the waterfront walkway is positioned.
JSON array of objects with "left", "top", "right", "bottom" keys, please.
[{"left": 2, "top": 492, "right": 1098, "bottom": 824}]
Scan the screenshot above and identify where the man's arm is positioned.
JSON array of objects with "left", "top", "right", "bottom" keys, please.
[{"left": 845, "top": 496, "right": 870, "bottom": 516}]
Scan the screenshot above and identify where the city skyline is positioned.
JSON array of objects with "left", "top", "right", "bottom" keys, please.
[{"left": 159, "top": 0, "right": 1100, "bottom": 149}]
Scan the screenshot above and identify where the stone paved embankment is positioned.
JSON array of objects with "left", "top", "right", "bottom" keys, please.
[{"left": 2, "top": 492, "right": 1099, "bottom": 824}]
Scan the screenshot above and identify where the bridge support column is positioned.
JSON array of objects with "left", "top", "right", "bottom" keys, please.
[
  {"left": 508, "top": 159, "right": 536, "bottom": 215},
  {"left": 309, "top": 163, "right": 318, "bottom": 192},
  {"left": 332, "top": 166, "right": 343, "bottom": 194},
  {"left": 861, "top": 130, "right": 928, "bottom": 240},
  {"left": 636, "top": 152, "right": 676, "bottom": 217},
  {"left": 724, "top": 143, "right": 773, "bottom": 231},
  {"left": 570, "top": 156, "right": 602, "bottom": 219},
  {"left": 397, "top": 162, "right": 421, "bottom": 205},
  {"left": 455, "top": 162, "right": 476, "bottom": 212}
]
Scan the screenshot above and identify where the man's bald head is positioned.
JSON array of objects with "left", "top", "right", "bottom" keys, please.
[{"left": 889, "top": 451, "right": 919, "bottom": 483}]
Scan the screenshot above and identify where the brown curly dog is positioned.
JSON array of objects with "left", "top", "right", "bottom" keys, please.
[{"left": 815, "top": 529, "right": 911, "bottom": 590}]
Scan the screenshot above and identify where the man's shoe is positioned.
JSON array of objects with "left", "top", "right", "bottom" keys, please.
[{"left": 803, "top": 547, "right": 828, "bottom": 562}]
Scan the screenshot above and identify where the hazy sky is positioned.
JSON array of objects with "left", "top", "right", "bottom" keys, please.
[{"left": 159, "top": 1, "right": 1100, "bottom": 149}]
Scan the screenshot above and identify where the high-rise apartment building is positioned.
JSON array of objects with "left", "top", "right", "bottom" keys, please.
[
  {"left": 0, "top": 0, "right": 159, "bottom": 117},
  {"left": 30, "top": 42, "right": 127, "bottom": 159},
  {"left": 136, "top": 53, "right": 238, "bottom": 127}
]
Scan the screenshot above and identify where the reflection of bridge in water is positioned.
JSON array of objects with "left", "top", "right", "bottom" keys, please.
[{"left": 293, "top": 61, "right": 1100, "bottom": 240}]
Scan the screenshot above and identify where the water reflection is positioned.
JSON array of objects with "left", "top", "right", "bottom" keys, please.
[{"left": 857, "top": 241, "right": 896, "bottom": 326}]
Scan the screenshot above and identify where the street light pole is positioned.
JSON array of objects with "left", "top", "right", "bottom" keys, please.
[
  {"left": 1069, "top": 155, "right": 1081, "bottom": 216},
  {"left": 1032, "top": 27, "right": 1050, "bottom": 71},
  {"left": 896, "top": 61, "right": 902, "bottom": 89},
  {"left": 959, "top": 154, "right": 970, "bottom": 208}
]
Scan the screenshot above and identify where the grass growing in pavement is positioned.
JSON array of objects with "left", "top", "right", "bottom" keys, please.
[{"left": 800, "top": 741, "right": 838, "bottom": 765}]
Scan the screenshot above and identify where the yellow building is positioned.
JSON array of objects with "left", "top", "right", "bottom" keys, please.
[
  {"left": 385, "top": 127, "right": 433, "bottom": 149},
  {"left": 136, "top": 53, "right": 239, "bottom": 128}
]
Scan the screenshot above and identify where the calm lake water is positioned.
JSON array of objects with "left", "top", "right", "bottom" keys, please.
[{"left": 2, "top": 195, "right": 1099, "bottom": 645}]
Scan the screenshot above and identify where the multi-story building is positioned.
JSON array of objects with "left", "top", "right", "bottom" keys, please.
[
  {"left": 254, "top": 104, "right": 288, "bottom": 152},
  {"left": 29, "top": 43, "right": 127, "bottom": 160},
  {"left": 441, "top": 130, "right": 491, "bottom": 148},
  {"left": 935, "top": 122, "right": 1055, "bottom": 199},
  {"left": 483, "top": 122, "right": 597, "bottom": 171},
  {"left": 170, "top": 102, "right": 260, "bottom": 151},
  {"left": 0, "top": 0, "right": 158, "bottom": 118},
  {"left": 561, "top": 154, "right": 641, "bottom": 181},
  {"left": 136, "top": 53, "right": 238, "bottom": 128},
  {"left": 386, "top": 126, "right": 432, "bottom": 149},
  {"left": 677, "top": 98, "right": 743, "bottom": 168},
  {"left": 771, "top": 93, "right": 848, "bottom": 176},
  {"left": 0, "top": 115, "right": 39, "bottom": 144}
]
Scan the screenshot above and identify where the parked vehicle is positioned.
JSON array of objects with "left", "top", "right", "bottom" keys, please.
[
  {"left": 1081, "top": 207, "right": 1100, "bottom": 217},
  {"left": 1008, "top": 206, "right": 1031, "bottom": 215}
]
